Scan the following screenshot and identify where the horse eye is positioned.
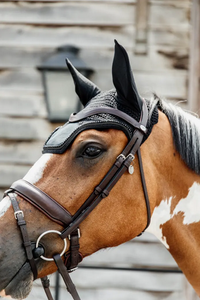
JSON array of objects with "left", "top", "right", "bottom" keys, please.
[{"left": 83, "top": 146, "right": 102, "bottom": 158}]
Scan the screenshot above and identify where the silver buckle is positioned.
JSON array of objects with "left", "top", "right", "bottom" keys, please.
[
  {"left": 117, "top": 154, "right": 126, "bottom": 160},
  {"left": 14, "top": 210, "right": 24, "bottom": 219},
  {"left": 68, "top": 228, "right": 81, "bottom": 240},
  {"left": 127, "top": 153, "right": 135, "bottom": 161}
]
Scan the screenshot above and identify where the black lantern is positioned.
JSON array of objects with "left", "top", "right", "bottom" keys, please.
[{"left": 38, "top": 46, "right": 92, "bottom": 122}]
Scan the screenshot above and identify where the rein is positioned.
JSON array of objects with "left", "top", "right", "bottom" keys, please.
[{"left": 4, "top": 100, "right": 151, "bottom": 300}]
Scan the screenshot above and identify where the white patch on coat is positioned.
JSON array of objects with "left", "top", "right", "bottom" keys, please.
[
  {"left": 23, "top": 153, "right": 53, "bottom": 184},
  {"left": 146, "top": 182, "right": 200, "bottom": 249},
  {"left": 146, "top": 197, "right": 172, "bottom": 249},
  {"left": 0, "top": 197, "right": 11, "bottom": 219},
  {"left": 172, "top": 182, "right": 200, "bottom": 224}
]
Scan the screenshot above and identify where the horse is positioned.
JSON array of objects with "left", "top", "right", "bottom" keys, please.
[{"left": 0, "top": 40, "right": 200, "bottom": 299}]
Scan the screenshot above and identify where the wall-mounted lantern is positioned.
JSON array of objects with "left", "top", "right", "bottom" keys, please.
[{"left": 38, "top": 46, "right": 92, "bottom": 122}]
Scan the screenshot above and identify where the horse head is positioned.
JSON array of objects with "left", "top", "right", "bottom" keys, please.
[{"left": 1, "top": 41, "right": 200, "bottom": 298}]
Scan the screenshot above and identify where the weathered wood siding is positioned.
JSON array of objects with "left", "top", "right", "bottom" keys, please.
[
  {"left": 0, "top": 0, "right": 191, "bottom": 190},
  {"left": 25, "top": 233, "right": 196, "bottom": 300},
  {"left": 0, "top": 0, "right": 198, "bottom": 299}
]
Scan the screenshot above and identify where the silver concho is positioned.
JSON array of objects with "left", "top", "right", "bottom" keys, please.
[{"left": 128, "top": 164, "right": 134, "bottom": 174}]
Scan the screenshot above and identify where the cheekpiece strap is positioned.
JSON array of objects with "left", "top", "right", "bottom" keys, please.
[{"left": 7, "top": 192, "right": 38, "bottom": 280}]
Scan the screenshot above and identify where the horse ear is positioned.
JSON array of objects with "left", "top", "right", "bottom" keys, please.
[
  {"left": 66, "top": 59, "right": 101, "bottom": 107},
  {"left": 112, "top": 40, "right": 142, "bottom": 112}
]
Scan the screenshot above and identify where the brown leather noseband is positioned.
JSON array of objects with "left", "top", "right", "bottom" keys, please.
[{"left": 4, "top": 101, "right": 151, "bottom": 300}]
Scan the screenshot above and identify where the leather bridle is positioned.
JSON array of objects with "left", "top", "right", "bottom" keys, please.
[{"left": 4, "top": 100, "right": 151, "bottom": 300}]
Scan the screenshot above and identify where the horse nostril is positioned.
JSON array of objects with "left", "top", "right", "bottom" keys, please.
[{"left": 33, "top": 245, "right": 45, "bottom": 259}]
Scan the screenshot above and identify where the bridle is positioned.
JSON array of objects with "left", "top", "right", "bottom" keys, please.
[{"left": 4, "top": 100, "right": 151, "bottom": 300}]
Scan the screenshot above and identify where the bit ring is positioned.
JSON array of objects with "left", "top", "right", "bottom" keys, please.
[{"left": 36, "top": 230, "right": 67, "bottom": 261}]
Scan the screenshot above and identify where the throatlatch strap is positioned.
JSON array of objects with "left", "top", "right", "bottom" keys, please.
[
  {"left": 53, "top": 254, "right": 81, "bottom": 300},
  {"left": 137, "top": 148, "right": 151, "bottom": 236}
]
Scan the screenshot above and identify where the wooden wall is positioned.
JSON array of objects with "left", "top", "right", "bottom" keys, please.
[
  {"left": 0, "top": 0, "right": 192, "bottom": 195},
  {"left": 25, "top": 232, "right": 196, "bottom": 300},
  {"left": 0, "top": 0, "right": 198, "bottom": 299}
]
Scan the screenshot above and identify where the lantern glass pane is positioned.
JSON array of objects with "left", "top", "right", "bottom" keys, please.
[{"left": 44, "top": 71, "right": 78, "bottom": 122}]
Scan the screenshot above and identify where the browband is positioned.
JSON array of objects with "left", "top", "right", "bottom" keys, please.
[{"left": 69, "top": 107, "right": 147, "bottom": 133}]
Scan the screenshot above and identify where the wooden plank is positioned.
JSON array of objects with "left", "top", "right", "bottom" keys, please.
[
  {"left": 0, "top": 68, "right": 187, "bottom": 100},
  {"left": 25, "top": 283, "right": 188, "bottom": 300},
  {"left": 0, "top": 45, "right": 189, "bottom": 71},
  {"left": 150, "top": 0, "right": 190, "bottom": 9},
  {"left": 0, "top": 0, "right": 136, "bottom": 2},
  {"left": 0, "top": 44, "right": 189, "bottom": 72},
  {"left": 92, "top": 69, "right": 188, "bottom": 100},
  {"left": 149, "top": 1, "right": 190, "bottom": 27},
  {"left": 0, "top": 0, "right": 190, "bottom": 3},
  {"left": 82, "top": 241, "right": 177, "bottom": 268},
  {"left": 0, "top": 0, "right": 135, "bottom": 2},
  {"left": 0, "top": 2, "right": 134, "bottom": 26},
  {"left": 0, "top": 164, "right": 31, "bottom": 187},
  {"left": 188, "top": 0, "right": 200, "bottom": 113},
  {"left": 69, "top": 268, "right": 184, "bottom": 292},
  {"left": 0, "top": 117, "right": 53, "bottom": 140},
  {"left": 0, "top": 46, "right": 54, "bottom": 68},
  {"left": 0, "top": 0, "right": 191, "bottom": 3},
  {"left": 149, "top": 28, "right": 189, "bottom": 47},
  {"left": 0, "top": 69, "right": 43, "bottom": 94},
  {"left": 134, "top": 71, "right": 187, "bottom": 100},
  {"left": 135, "top": 0, "right": 149, "bottom": 54},
  {"left": 136, "top": 231, "right": 159, "bottom": 243},
  {"left": 0, "top": 25, "right": 134, "bottom": 48},
  {"left": 0, "top": 141, "right": 44, "bottom": 164},
  {"left": 59, "top": 288, "right": 188, "bottom": 300},
  {"left": 0, "top": 24, "right": 189, "bottom": 49},
  {"left": 0, "top": 95, "right": 47, "bottom": 117},
  {"left": 0, "top": 2, "right": 190, "bottom": 26},
  {"left": 0, "top": 67, "right": 186, "bottom": 99}
]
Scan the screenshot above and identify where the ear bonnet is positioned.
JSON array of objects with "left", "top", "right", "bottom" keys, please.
[{"left": 43, "top": 41, "right": 158, "bottom": 154}]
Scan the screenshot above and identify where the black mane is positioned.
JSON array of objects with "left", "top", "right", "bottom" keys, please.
[{"left": 152, "top": 96, "right": 200, "bottom": 175}]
